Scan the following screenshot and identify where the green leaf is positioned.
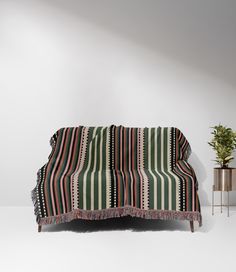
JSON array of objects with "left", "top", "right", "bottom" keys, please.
[{"left": 209, "top": 124, "right": 236, "bottom": 167}]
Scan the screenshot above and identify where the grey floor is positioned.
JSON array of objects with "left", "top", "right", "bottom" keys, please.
[{"left": 0, "top": 206, "right": 235, "bottom": 272}]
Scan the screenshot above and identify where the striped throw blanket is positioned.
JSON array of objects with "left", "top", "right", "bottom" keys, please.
[{"left": 32, "top": 126, "right": 201, "bottom": 226}]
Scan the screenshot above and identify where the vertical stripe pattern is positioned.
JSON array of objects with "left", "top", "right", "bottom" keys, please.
[{"left": 33, "top": 126, "right": 201, "bottom": 222}]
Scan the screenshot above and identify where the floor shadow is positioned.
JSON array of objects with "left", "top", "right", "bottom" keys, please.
[{"left": 42, "top": 216, "right": 208, "bottom": 233}]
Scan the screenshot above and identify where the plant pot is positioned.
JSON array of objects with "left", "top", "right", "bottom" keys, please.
[{"left": 213, "top": 168, "right": 234, "bottom": 191}]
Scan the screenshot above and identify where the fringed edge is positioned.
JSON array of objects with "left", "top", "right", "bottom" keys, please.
[
  {"left": 31, "top": 170, "right": 41, "bottom": 224},
  {"left": 32, "top": 132, "right": 58, "bottom": 224},
  {"left": 38, "top": 206, "right": 202, "bottom": 227}
]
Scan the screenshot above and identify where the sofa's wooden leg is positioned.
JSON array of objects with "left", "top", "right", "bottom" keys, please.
[
  {"left": 190, "top": 221, "right": 194, "bottom": 233},
  {"left": 38, "top": 225, "right": 42, "bottom": 233}
]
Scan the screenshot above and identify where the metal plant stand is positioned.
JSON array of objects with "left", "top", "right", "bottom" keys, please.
[
  {"left": 212, "top": 168, "right": 236, "bottom": 217},
  {"left": 212, "top": 185, "right": 230, "bottom": 217}
]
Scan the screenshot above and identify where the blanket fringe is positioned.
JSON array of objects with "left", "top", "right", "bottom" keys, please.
[
  {"left": 31, "top": 170, "right": 41, "bottom": 224},
  {"left": 32, "top": 134, "right": 57, "bottom": 224},
  {"left": 38, "top": 206, "right": 202, "bottom": 227}
]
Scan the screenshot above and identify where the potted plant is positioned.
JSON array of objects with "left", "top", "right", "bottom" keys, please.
[{"left": 209, "top": 124, "right": 236, "bottom": 191}]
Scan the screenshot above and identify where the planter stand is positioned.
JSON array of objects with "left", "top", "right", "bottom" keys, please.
[{"left": 212, "top": 168, "right": 236, "bottom": 217}]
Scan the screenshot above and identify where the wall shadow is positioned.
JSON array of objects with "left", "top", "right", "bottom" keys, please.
[{"left": 45, "top": 0, "right": 236, "bottom": 88}]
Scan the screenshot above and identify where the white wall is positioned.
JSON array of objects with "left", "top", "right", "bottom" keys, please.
[{"left": 0, "top": 0, "right": 236, "bottom": 206}]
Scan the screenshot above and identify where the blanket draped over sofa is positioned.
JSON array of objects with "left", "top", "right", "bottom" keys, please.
[{"left": 32, "top": 126, "right": 201, "bottom": 226}]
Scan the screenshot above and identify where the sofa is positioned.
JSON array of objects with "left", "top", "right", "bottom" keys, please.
[{"left": 32, "top": 125, "right": 201, "bottom": 232}]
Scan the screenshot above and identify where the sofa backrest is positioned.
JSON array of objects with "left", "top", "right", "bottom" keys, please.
[{"left": 49, "top": 126, "right": 191, "bottom": 172}]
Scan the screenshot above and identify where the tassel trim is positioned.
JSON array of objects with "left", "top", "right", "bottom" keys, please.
[
  {"left": 31, "top": 169, "right": 41, "bottom": 224},
  {"left": 37, "top": 206, "right": 202, "bottom": 227}
]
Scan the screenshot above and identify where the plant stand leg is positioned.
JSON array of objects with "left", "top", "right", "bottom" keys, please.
[
  {"left": 38, "top": 225, "right": 42, "bottom": 233},
  {"left": 190, "top": 221, "right": 194, "bottom": 233},
  {"left": 227, "top": 191, "right": 229, "bottom": 217}
]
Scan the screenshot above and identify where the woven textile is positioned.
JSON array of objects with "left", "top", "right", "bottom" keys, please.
[{"left": 32, "top": 126, "right": 201, "bottom": 225}]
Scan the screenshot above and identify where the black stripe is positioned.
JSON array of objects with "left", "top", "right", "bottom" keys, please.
[
  {"left": 110, "top": 125, "right": 115, "bottom": 208},
  {"left": 170, "top": 128, "right": 174, "bottom": 170},
  {"left": 38, "top": 166, "right": 45, "bottom": 218}
]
